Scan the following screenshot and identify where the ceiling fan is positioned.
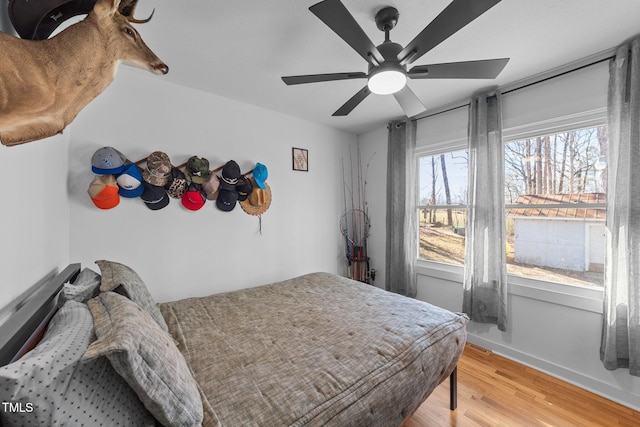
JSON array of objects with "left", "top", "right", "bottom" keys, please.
[{"left": 281, "top": 0, "right": 509, "bottom": 117}]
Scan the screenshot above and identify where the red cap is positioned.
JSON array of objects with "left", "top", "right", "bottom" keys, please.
[{"left": 181, "top": 188, "right": 205, "bottom": 211}]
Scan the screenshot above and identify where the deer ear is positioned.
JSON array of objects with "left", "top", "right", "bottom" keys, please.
[{"left": 93, "top": 0, "right": 121, "bottom": 18}]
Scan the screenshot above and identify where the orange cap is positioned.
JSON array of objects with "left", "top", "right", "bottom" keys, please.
[{"left": 88, "top": 175, "right": 120, "bottom": 209}]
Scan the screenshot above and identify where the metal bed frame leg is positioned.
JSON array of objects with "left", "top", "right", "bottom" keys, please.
[{"left": 449, "top": 366, "right": 458, "bottom": 410}]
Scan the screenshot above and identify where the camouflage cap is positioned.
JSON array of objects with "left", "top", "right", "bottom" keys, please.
[
  {"left": 142, "top": 151, "right": 172, "bottom": 187},
  {"left": 185, "top": 156, "right": 210, "bottom": 184}
]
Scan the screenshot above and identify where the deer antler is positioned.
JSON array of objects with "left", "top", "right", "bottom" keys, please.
[{"left": 118, "top": 0, "right": 154, "bottom": 23}]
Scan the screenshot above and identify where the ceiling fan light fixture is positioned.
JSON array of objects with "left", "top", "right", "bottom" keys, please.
[{"left": 367, "top": 68, "right": 406, "bottom": 95}]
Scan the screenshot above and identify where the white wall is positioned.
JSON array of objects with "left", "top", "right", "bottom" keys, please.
[
  {"left": 355, "top": 127, "right": 388, "bottom": 289},
  {"left": 357, "top": 59, "right": 640, "bottom": 410},
  {"left": 0, "top": 135, "right": 70, "bottom": 318},
  {"left": 0, "top": 0, "right": 68, "bottom": 320},
  {"left": 68, "top": 68, "right": 355, "bottom": 303}
]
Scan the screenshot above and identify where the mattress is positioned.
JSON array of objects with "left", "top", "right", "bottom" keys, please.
[{"left": 159, "top": 272, "right": 468, "bottom": 426}]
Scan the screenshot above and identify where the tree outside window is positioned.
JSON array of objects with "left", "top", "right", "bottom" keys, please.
[{"left": 418, "top": 149, "right": 467, "bottom": 266}]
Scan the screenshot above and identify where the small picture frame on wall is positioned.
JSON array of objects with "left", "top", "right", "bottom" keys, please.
[{"left": 292, "top": 147, "right": 308, "bottom": 172}]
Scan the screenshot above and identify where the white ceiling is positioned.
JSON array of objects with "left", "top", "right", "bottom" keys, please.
[{"left": 13, "top": 0, "right": 640, "bottom": 135}]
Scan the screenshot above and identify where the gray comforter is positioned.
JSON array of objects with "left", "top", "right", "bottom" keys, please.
[{"left": 159, "top": 272, "right": 468, "bottom": 427}]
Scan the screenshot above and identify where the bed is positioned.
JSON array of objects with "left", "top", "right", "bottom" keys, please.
[{"left": 0, "top": 261, "right": 468, "bottom": 427}]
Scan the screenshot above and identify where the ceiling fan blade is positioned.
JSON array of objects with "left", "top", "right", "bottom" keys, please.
[
  {"left": 310, "top": 0, "right": 384, "bottom": 65},
  {"left": 393, "top": 86, "right": 426, "bottom": 118},
  {"left": 408, "top": 58, "right": 509, "bottom": 79},
  {"left": 282, "top": 72, "right": 367, "bottom": 85},
  {"left": 398, "top": 0, "right": 502, "bottom": 65},
  {"left": 333, "top": 86, "right": 371, "bottom": 116}
]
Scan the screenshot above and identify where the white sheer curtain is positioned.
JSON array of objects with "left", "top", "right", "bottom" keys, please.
[
  {"left": 385, "top": 120, "right": 417, "bottom": 297},
  {"left": 463, "top": 90, "right": 508, "bottom": 331},
  {"left": 600, "top": 37, "right": 640, "bottom": 376}
]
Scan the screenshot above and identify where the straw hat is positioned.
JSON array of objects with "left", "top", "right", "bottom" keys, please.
[{"left": 240, "top": 178, "right": 271, "bottom": 216}]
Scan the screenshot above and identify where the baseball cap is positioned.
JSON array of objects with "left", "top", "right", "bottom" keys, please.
[
  {"left": 236, "top": 176, "right": 253, "bottom": 202},
  {"left": 141, "top": 181, "right": 170, "bottom": 211},
  {"left": 216, "top": 189, "right": 238, "bottom": 212},
  {"left": 142, "top": 151, "right": 172, "bottom": 187},
  {"left": 8, "top": 0, "right": 96, "bottom": 40},
  {"left": 87, "top": 174, "right": 120, "bottom": 209},
  {"left": 116, "top": 163, "right": 144, "bottom": 198},
  {"left": 252, "top": 163, "right": 268, "bottom": 189},
  {"left": 165, "top": 167, "right": 187, "bottom": 199},
  {"left": 91, "top": 147, "right": 126, "bottom": 175},
  {"left": 220, "top": 160, "right": 241, "bottom": 191},
  {"left": 181, "top": 185, "right": 206, "bottom": 211},
  {"left": 202, "top": 173, "right": 220, "bottom": 200},
  {"left": 185, "top": 156, "right": 210, "bottom": 184}
]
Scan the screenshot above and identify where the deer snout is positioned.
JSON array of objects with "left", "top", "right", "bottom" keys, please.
[{"left": 153, "top": 62, "right": 169, "bottom": 75}]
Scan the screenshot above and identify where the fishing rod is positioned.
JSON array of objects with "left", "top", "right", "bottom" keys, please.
[
  {"left": 341, "top": 158, "right": 351, "bottom": 275},
  {"left": 362, "top": 149, "right": 376, "bottom": 283}
]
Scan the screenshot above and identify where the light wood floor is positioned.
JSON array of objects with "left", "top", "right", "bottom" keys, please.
[{"left": 403, "top": 343, "right": 639, "bottom": 427}]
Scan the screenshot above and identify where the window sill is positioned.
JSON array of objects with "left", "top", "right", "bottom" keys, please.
[{"left": 416, "top": 260, "right": 604, "bottom": 314}]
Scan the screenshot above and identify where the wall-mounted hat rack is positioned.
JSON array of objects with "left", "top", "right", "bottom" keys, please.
[{"left": 133, "top": 156, "right": 254, "bottom": 177}]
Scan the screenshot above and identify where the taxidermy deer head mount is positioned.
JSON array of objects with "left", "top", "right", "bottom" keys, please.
[{"left": 0, "top": 0, "right": 168, "bottom": 146}]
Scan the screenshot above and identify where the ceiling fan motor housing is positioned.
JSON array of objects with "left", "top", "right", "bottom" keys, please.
[
  {"left": 368, "top": 40, "right": 406, "bottom": 77},
  {"left": 367, "top": 41, "right": 407, "bottom": 95},
  {"left": 375, "top": 41, "right": 404, "bottom": 65}
]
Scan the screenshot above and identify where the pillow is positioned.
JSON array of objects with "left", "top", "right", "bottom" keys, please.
[
  {"left": 57, "top": 267, "right": 101, "bottom": 307},
  {"left": 0, "top": 301, "right": 156, "bottom": 427},
  {"left": 84, "top": 292, "right": 203, "bottom": 427},
  {"left": 95, "top": 259, "right": 169, "bottom": 332}
]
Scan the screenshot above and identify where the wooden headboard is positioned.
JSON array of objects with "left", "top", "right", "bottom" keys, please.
[{"left": 0, "top": 264, "right": 81, "bottom": 366}]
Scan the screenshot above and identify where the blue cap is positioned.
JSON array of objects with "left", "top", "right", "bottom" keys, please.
[
  {"left": 116, "top": 163, "right": 144, "bottom": 198},
  {"left": 91, "top": 146, "right": 126, "bottom": 175},
  {"left": 253, "top": 163, "right": 268, "bottom": 189}
]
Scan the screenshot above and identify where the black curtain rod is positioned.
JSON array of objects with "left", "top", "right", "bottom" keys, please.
[{"left": 415, "top": 54, "right": 616, "bottom": 122}]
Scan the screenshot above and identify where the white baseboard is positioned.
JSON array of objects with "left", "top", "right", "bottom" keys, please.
[{"left": 467, "top": 334, "right": 640, "bottom": 412}]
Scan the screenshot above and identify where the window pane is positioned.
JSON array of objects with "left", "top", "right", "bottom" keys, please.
[
  {"left": 418, "top": 150, "right": 468, "bottom": 206},
  {"left": 419, "top": 208, "right": 466, "bottom": 265},
  {"left": 504, "top": 125, "right": 607, "bottom": 287},
  {"left": 418, "top": 150, "right": 468, "bottom": 264}
]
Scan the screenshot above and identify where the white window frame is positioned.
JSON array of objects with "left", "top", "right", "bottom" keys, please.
[{"left": 415, "top": 109, "right": 607, "bottom": 313}]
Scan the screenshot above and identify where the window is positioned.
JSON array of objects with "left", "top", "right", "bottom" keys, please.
[
  {"left": 504, "top": 125, "right": 607, "bottom": 288},
  {"left": 417, "top": 149, "right": 468, "bottom": 266},
  {"left": 417, "top": 125, "right": 607, "bottom": 289}
]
